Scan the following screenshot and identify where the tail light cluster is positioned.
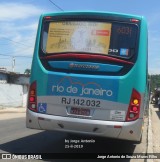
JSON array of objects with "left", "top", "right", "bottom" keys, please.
[
  {"left": 126, "top": 89, "right": 141, "bottom": 121},
  {"left": 28, "top": 81, "right": 37, "bottom": 112}
]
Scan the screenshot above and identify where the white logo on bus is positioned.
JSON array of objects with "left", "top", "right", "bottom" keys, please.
[
  {"left": 52, "top": 85, "right": 113, "bottom": 97},
  {"left": 108, "top": 49, "right": 118, "bottom": 53}
]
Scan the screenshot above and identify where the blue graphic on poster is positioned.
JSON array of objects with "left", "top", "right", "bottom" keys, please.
[{"left": 120, "top": 48, "right": 129, "bottom": 56}]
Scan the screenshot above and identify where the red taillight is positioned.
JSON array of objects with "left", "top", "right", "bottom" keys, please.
[
  {"left": 131, "top": 18, "right": 139, "bottom": 23},
  {"left": 132, "top": 106, "right": 138, "bottom": 112},
  {"left": 28, "top": 81, "right": 37, "bottom": 112},
  {"left": 45, "top": 16, "right": 52, "bottom": 19},
  {"left": 29, "top": 97, "right": 35, "bottom": 102},
  {"left": 126, "top": 89, "right": 141, "bottom": 121}
]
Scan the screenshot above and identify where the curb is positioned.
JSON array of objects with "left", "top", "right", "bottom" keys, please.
[{"left": 147, "top": 105, "right": 153, "bottom": 162}]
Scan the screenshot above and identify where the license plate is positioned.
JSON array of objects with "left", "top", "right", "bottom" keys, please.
[
  {"left": 70, "top": 107, "right": 90, "bottom": 116},
  {"left": 61, "top": 97, "right": 101, "bottom": 108}
]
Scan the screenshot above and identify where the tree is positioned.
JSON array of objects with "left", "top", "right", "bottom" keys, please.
[
  {"left": 24, "top": 69, "right": 31, "bottom": 75},
  {"left": 149, "top": 74, "right": 160, "bottom": 92}
]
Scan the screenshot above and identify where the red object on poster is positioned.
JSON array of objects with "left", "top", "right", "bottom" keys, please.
[{"left": 92, "top": 30, "right": 110, "bottom": 36}]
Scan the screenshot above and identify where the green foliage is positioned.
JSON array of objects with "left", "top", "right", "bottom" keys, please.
[
  {"left": 24, "top": 69, "right": 31, "bottom": 75},
  {"left": 149, "top": 74, "right": 160, "bottom": 92}
]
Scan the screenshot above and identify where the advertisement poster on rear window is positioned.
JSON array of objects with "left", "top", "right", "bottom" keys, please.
[{"left": 46, "top": 21, "right": 112, "bottom": 54}]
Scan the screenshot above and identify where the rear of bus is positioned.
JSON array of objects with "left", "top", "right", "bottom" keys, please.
[{"left": 26, "top": 12, "right": 148, "bottom": 142}]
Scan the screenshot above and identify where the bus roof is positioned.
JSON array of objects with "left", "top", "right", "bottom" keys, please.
[{"left": 41, "top": 11, "right": 144, "bottom": 20}]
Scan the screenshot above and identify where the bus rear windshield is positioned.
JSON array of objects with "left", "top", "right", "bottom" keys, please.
[{"left": 42, "top": 21, "right": 138, "bottom": 59}]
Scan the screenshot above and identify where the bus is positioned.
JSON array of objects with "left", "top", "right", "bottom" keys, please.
[{"left": 26, "top": 11, "right": 148, "bottom": 142}]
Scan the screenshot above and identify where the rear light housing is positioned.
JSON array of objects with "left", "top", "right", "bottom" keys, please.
[
  {"left": 131, "top": 18, "right": 139, "bottom": 23},
  {"left": 126, "top": 89, "right": 141, "bottom": 121},
  {"left": 28, "top": 81, "right": 37, "bottom": 112},
  {"left": 45, "top": 16, "right": 52, "bottom": 19}
]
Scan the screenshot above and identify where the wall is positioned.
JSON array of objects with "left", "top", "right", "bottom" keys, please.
[
  {"left": 0, "top": 72, "right": 30, "bottom": 85},
  {"left": 10, "top": 75, "right": 29, "bottom": 85},
  {"left": 16, "top": 76, "right": 29, "bottom": 85},
  {"left": 0, "top": 73, "right": 8, "bottom": 84},
  {"left": 0, "top": 83, "right": 28, "bottom": 108}
]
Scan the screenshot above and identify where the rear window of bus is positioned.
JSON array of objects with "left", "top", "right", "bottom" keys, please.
[{"left": 41, "top": 21, "right": 138, "bottom": 59}]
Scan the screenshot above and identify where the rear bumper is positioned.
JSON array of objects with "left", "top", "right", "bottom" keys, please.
[{"left": 26, "top": 109, "right": 143, "bottom": 141}]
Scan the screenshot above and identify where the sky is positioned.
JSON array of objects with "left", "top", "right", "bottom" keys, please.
[{"left": 0, "top": 0, "right": 159, "bottom": 74}]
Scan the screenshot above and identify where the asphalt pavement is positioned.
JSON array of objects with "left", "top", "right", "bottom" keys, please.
[{"left": 0, "top": 107, "right": 26, "bottom": 120}]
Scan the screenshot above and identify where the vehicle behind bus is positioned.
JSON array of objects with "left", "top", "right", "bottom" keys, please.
[{"left": 26, "top": 11, "right": 148, "bottom": 142}]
